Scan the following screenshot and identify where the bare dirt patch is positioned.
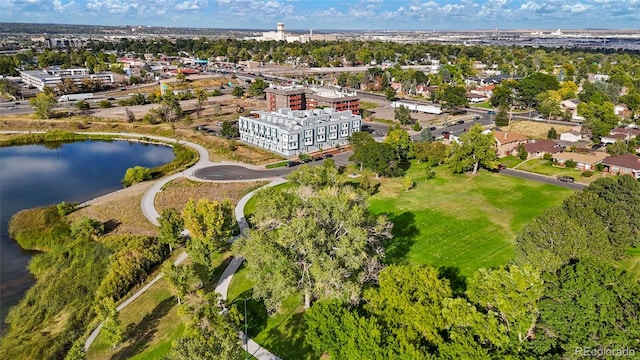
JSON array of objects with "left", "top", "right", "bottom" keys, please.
[
  {"left": 68, "top": 182, "right": 157, "bottom": 236},
  {"left": 508, "top": 120, "right": 574, "bottom": 138},
  {"left": 155, "top": 178, "right": 267, "bottom": 213}
]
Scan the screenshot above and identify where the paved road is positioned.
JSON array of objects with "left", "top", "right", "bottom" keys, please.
[
  {"left": 193, "top": 152, "right": 352, "bottom": 181},
  {"left": 500, "top": 168, "right": 586, "bottom": 190}
]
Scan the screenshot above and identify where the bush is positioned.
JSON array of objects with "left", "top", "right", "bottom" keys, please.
[
  {"left": 596, "top": 163, "right": 605, "bottom": 172},
  {"left": 582, "top": 170, "right": 594, "bottom": 177},
  {"left": 56, "top": 201, "right": 77, "bottom": 216},
  {"left": 565, "top": 160, "right": 577, "bottom": 169},
  {"left": 412, "top": 122, "right": 422, "bottom": 131},
  {"left": 543, "top": 153, "right": 553, "bottom": 161},
  {"left": 122, "top": 166, "right": 151, "bottom": 187}
]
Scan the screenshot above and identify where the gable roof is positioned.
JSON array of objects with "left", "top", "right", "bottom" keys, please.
[
  {"left": 602, "top": 154, "right": 640, "bottom": 170},
  {"left": 494, "top": 131, "right": 528, "bottom": 144},
  {"left": 553, "top": 151, "right": 608, "bottom": 164},
  {"left": 523, "top": 139, "right": 562, "bottom": 154}
]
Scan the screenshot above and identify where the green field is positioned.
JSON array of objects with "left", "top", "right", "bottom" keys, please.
[{"left": 368, "top": 162, "right": 574, "bottom": 275}]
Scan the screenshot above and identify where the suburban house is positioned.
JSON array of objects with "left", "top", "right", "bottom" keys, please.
[
  {"left": 467, "top": 92, "right": 488, "bottom": 103},
  {"left": 552, "top": 151, "right": 608, "bottom": 171},
  {"left": 614, "top": 103, "right": 632, "bottom": 118},
  {"left": 523, "top": 139, "right": 563, "bottom": 158},
  {"left": 559, "top": 130, "right": 583, "bottom": 142},
  {"left": 416, "top": 85, "right": 437, "bottom": 98},
  {"left": 494, "top": 131, "right": 529, "bottom": 157},
  {"left": 602, "top": 154, "right": 640, "bottom": 178},
  {"left": 560, "top": 99, "right": 584, "bottom": 122},
  {"left": 601, "top": 133, "right": 630, "bottom": 145}
]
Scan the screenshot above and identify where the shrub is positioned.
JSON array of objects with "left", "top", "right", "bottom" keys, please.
[
  {"left": 122, "top": 166, "right": 151, "bottom": 187},
  {"left": 565, "top": 160, "right": 577, "bottom": 169},
  {"left": 543, "top": 153, "right": 553, "bottom": 161},
  {"left": 412, "top": 121, "right": 422, "bottom": 131},
  {"left": 56, "top": 201, "right": 77, "bottom": 216},
  {"left": 596, "top": 163, "right": 605, "bottom": 172},
  {"left": 582, "top": 170, "right": 594, "bottom": 177}
]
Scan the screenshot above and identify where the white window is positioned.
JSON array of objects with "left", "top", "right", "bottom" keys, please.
[
  {"left": 340, "top": 130, "right": 349, "bottom": 137},
  {"left": 317, "top": 134, "right": 326, "bottom": 142},
  {"left": 341, "top": 122, "right": 349, "bottom": 130},
  {"left": 329, "top": 132, "right": 338, "bottom": 140},
  {"left": 317, "top": 126, "right": 326, "bottom": 134},
  {"left": 329, "top": 124, "right": 338, "bottom": 132},
  {"left": 305, "top": 137, "right": 313, "bottom": 145}
]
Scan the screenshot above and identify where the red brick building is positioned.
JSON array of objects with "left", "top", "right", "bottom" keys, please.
[{"left": 265, "top": 86, "right": 360, "bottom": 115}]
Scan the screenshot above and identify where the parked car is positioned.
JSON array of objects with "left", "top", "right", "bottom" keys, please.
[
  {"left": 313, "top": 156, "right": 323, "bottom": 162},
  {"left": 323, "top": 153, "right": 333, "bottom": 159},
  {"left": 557, "top": 176, "right": 575, "bottom": 183},
  {"left": 429, "top": 126, "right": 437, "bottom": 131},
  {"left": 456, "top": 120, "right": 465, "bottom": 125},
  {"left": 286, "top": 161, "right": 300, "bottom": 167},
  {"left": 302, "top": 158, "right": 313, "bottom": 163},
  {"left": 487, "top": 110, "right": 496, "bottom": 115},
  {"left": 497, "top": 164, "right": 507, "bottom": 170}
]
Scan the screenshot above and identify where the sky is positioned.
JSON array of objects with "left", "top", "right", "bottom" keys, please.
[{"left": 1, "top": 0, "right": 640, "bottom": 31}]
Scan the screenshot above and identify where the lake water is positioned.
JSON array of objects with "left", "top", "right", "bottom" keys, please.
[{"left": 0, "top": 140, "right": 175, "bottom": 334}]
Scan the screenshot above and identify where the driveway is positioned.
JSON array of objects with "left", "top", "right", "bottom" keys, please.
[{"left": 500, "top": 168, "right": 585, "bottom": 190}]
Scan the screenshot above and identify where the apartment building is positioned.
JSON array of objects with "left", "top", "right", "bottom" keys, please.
[{"left": 265, "top": 85, "right": 360, "bottom": 115}]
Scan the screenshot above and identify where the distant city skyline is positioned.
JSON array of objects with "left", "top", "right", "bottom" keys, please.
[{"left": 1, "top": 0, "right": 639, "bottom": 31}]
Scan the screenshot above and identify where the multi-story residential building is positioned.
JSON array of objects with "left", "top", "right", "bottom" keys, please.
[
  {"left": 20, "top": 67, "right": 114, "bottom": 91},
  {"left": 238, "top": 107, "right": 362, "bottom": 157},
  {"left": 265, "top": 85, "right": 360, "bottom": 115}
]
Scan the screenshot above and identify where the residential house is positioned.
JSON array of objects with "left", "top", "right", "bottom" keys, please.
[
  {"left": 560, "top": 99, "right": 584, "bottom": 122},
  {"left": 494, "top": 131, "right": 529, "bottom": 157},
  {"left": 467, "top": 92, "right": 488, "bottom": 103},
  {"left": 523, "top": 139, "right": 562, "bottom": 158},
  {"left": 602, "top": 154, "right": 640, "bottom": 179},
  {"left": 552, "top": 151, "right": 608, "bottom": 171},
  {"left": 614, "top": 104, "right": 633, "bottom": 119},
  {"left": 416, "top": 85, "right": 437, "bottom": 98},
  {"left": 601, "top": 133, "right": 630, "bottom": 145},
  {"left": 559, "top": 131, "right": 583, "bottom": 142}
]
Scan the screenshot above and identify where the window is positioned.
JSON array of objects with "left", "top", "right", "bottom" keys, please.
[
  {"left": 329, "top": 132, "right": 338, "bottom": 140},
  {"left": 316, "top": 134, "right": 326, "bottom": 142}
]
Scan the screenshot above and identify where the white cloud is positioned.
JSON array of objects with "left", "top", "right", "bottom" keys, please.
[{"left": 52, "top": 0, "right": 76, "bottom": 12}]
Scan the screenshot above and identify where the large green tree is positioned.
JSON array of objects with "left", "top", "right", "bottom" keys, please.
[
  {"left": 439, "top": 85, "right": 467, "bottom": 113},
  {"left": 517, "top": 72, "right": 560, "bottom": 107},
  {"left": 234, "top": 184, "right": 392, "bottom": 312},
  {"left": 29, "top": 92, "right": 56, "bottom": 119},
  {"left": 158, "top": 207, "right": 184, "bottom": 252},
  {"left": 394, "top": 105, "right": 413, "bottom": 125},
  {"left": 447, "top": 124, "right": 497, "bottom": 174},
  {"left": 182, "top": 198, "right": 235, "bottom": 270}
]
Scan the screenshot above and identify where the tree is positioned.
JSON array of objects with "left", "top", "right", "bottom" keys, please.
[
  {"left": 124, "top": 107, "right": 136, "bottom": 122},
  {"left": 606, "top": 139, "right": 630, "bottom": 156},
  {"left": 394, "top": 105, "right": 412, "bottom": 125},
  {"left": 158, "top": 207, "right": 184, "bottom": 252},
  {"left": 349, "top": 131, "right": 377, "bottom": 171},
  {"left": 517, "top": 72, "right": 560, "bottom": 108},
  {"left": 234, "top": 185, "right": 392, "bottom": 312},
  {"left": 419, "top": 127, "right": 434, "bottom": 142},
  {"left": 535, "top": 90, "right": 562, "bottom": 120},
  {"left": 517, "top": 144, "right": 528, "bottom": 160},
  {"left": 364, "top": 265, "right": 452, "bottom": 349},
  {"left": 403, "top": 175, "right": 414, "bottom": 190},
  {"left": 30, "top": 92, "right": 56, "bottom": 119},
  {"left": 122, "top": 166, "right": 151, "bottom": 187},
  {"left": 534, "top": 259, "right": 640, "bottom": 357},
  {"left": 96, "top": 297, "right": 122, "bottom": 348},
  {"left": 163, "top": 263, "right": 193, "bottom": 305},
  {"left": 448, "top": 124, "right": 497, "bottom": 174},
  {"left": 220, "top": 121, "right": 238, "bottom": 138},
  {"left": 384, "top": 127, "right": 413, "bottom": 162},
  {"left": 182, "top": 198, "right": 235, "bottom": 270},
  {"left": 194, "top": 88, "right": 208, "bottom": 118},
  {"left": 494, "top": 103, "right": 510, "bottom": 127},
  {"left": 70, "top": 216, "right": 104, "bottom": 240},
  {"left": 167, "top": 291, "right": 244, "bottom": 360},
  {"left": 212, "top": 103, "right": 221, "bottom": 116},
  {"left": 75, "top": 100, "right": 90, "bottom": 111},
  {"left": 440, "top": 85, "right": 467, "bottom": 113},
  {"left": 546, "top": 127, "right": 558, "bottom": 139},
  {"left": 412, "top": 121, "right": 422, "bottom": 131},
  {"left": 232, "top": 86, "right": 244, "bottom": 98},
  {"left": 467, "top": 265, "right": 544, "bottom": 349},
  {"left": 248, "top": 78, "right": 268, "bottom": 98},
  {"left": 385, "top": 87, "right": 396, "bottom": 102}
]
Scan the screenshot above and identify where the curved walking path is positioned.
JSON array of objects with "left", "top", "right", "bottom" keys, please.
[{"left": 78, "top": 133, "right": 283, "bottom": 359}]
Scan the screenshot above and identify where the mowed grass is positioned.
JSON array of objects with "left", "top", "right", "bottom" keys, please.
[
  {"left": 368, "top": 162, "right": 574, "bottom": 276},
  {"left": 227, "top": 266, "right": 312, "bottom": 360},
  {"left": 87, "top": 278, "right": 184, "bottom": 360},
  {"left": 618, "top": 247, "right": 640, "bottom": 279}
]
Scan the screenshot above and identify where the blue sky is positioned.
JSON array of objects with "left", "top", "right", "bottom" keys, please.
[{"left": 2, "top": 0, "right": 639, "bottom": 31}]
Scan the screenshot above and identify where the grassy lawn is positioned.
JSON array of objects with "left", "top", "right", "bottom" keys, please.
[
  {"left": 618, "top": 247, "right": 640, "bottom": 279},
  {"left": 499, "top": 155, "right": 525, "bottom": 168},
  {"left": 265, "top": 161, "right": 288, "bottom": 169},
  {"left": 516, "top": 158, "right": 604, "bottom": 184},
  {"left": 87, "top": 252, "right": 233, "bottom": 360},
  {"left": 360, "top": 101, "right": 379, "bottom": 110},
  {"left": 368, "top": 162, "right": 574, "bottom": 276},
  {"left": 243, "top": 182, "right": 296, "bottom": 220},
  {"left": 227, "top": 266, "right": 313, "bottom": 360},
  {"left": 470, "top": 102, "right": 492, "bottom": 109}
]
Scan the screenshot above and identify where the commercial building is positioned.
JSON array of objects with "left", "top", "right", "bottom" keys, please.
[
  {"left": 239, "top": 108, "right": 362, "bottom": 157},
  {"left": 265, "top": 85, "right": 360, "bottom": 115},
  {"left": 20, "top": 67, "right": 114, "bottom": 91}
]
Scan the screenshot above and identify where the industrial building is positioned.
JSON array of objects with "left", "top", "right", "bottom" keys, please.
[
  {"left": 238, "top": 107, "right": 362, "bottom": 157},
  {"left": 265, "top": 85, "right": 360, "bottom": 115}
]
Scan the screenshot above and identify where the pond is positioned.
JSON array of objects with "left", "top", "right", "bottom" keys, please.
[{"left": 0, "top": 140, "right": 175, "bottom": 334}]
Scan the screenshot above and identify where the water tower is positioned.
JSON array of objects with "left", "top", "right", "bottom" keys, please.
[{"left": 277, "top": 23, "right": 285, "bottom": 41}]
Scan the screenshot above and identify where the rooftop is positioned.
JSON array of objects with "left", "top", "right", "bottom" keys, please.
[
  {"left": 602, "top": 154, "right": 640, "bottom": 170},
  {"left": 245, "top": 107, "right": 360, "bottom": 131}
]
